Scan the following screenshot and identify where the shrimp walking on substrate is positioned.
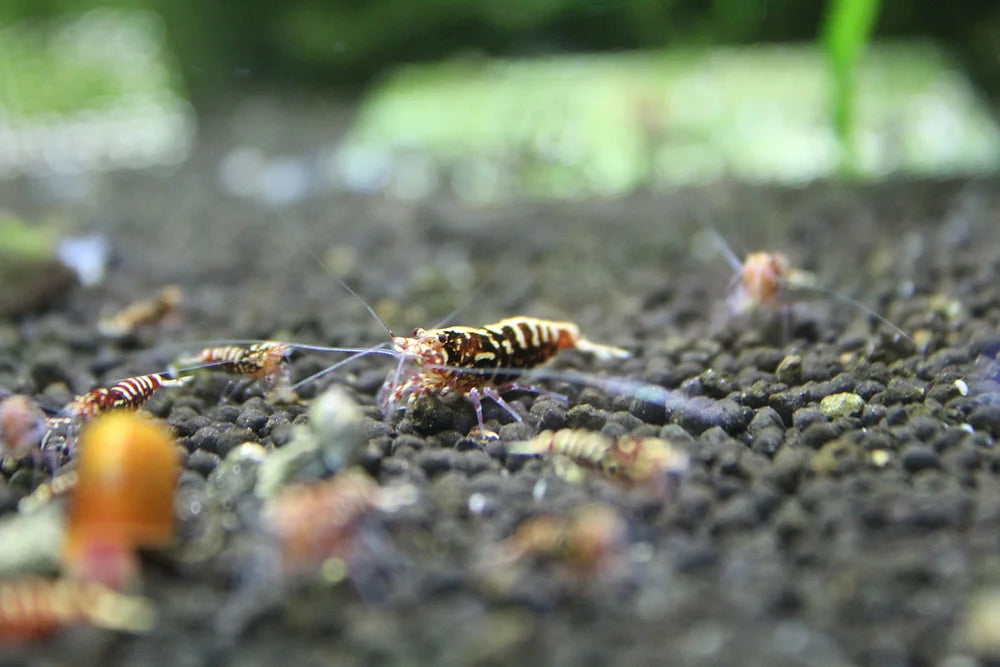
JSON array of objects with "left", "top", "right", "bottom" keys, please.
[
  {"left": 703, "top": 228, "right": 912, "bottom": 342},
  {"left": 283, "top": 272, "right": 632, "bottom": 436}
]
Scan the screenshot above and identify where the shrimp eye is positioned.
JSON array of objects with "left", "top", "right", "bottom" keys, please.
[{"left": 437, "top": 333, "right": 448, "bottom": 344}]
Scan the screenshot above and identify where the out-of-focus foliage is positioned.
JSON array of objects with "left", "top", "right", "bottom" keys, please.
[
  {"left": 0, "top": 10, "right": 194, "bottom": 178},
  {"left": 334, "top": 45, "right": 999, "bottom": 201},
  {"left": 822, "top": 0, "right": 881, "bottom": 173},
  {"left": 0, "top": 0, "right": 997, "bottom": 99}
]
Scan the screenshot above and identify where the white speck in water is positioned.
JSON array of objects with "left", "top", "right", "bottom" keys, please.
[
  {"left": 259, "top": 157, "right": 311, "bottom": 207},
  {"left": 532, "top": 479, "right": 547, "bottom": 502},
  {"left": 57, "top": 234, "right": 110, "bottom": 286},
  {"left": 954, "top": 379, "right": 969, "bottom": 396},
  {"left": 468, "top": 492, "right": 487, "bottom": 515},
  {"left": 631, "top": 542, "right": 654, "bottom": 563},
  {"left": 218, "top": 146, "right": 265, "bottom": 198}
]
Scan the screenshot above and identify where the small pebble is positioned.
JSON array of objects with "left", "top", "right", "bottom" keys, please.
[
  {"left": 901, "top": 444, "right": 940, "bottom": 472},
  {"left": 969, "top": 405, "right": 1000, "bottom": 438},
  {"left": 775, "top": 355, "right": 803, "bottom": 385},
  {"left": 819, "top": 392, "right": 864, "bottom": 420},
  {"left": 187, "top": 449, "right": 221, "bottom": 476}
]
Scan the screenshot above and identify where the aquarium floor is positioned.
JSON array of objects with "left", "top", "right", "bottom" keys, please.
[{"left": 1, "top": 106, "right": 1000, "bottom": 666}]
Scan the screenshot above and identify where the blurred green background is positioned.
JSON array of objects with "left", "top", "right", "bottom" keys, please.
[
  {"left": 1, "top": 0, "right": 998, "bottom": 198},
  {"left": 1, "top": 0, "right": 997, "bottom": 97}
]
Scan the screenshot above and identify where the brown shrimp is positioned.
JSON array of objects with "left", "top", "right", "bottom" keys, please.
[
  {"left": 0, "top": 395, "right": 48, "bottom": 461},
  {"left": 98, "top": 285, "right": 182, "bottom": 337},
  {"left": 493, "top": 503, "right": 627, "bottom": 574}
]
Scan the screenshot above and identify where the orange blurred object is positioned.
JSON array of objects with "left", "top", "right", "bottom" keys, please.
[
  {"left": 739, "top": 251, "right": 790, "bottom": 310},
  {"left": 264, "top": 469, "right": 379, "bottom": 574},
  {"left": 0, "top": 395, "right": 47, "bottom": 460},
  {"left": 63, "top": 412, "right": 180, "bottom": 589}
]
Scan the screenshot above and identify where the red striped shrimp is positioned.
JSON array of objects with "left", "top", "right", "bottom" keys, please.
[
  {"left": 0, "top": 578, "right": 155, "bottom": 642},
  {"left": 65, "top": 373, "right": 192, "bottom": 422}
]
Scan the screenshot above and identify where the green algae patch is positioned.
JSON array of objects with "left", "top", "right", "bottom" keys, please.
[{"left": 339, "top": 43, "right": 1000, "bottom": 202}]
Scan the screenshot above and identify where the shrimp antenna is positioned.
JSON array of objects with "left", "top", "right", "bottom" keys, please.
[
  {"left": 272, "top": 205, "right": 396, "bottom": 339},
  {"left": 701, "top": 226, "right": 745, "bottom": 274},
  {"left": 302, "top": 245, "right": 395, "bottom": 338},
  {"left": 291, "top": 346, "right": 391, "bottom": 392},
  {"left": 789, "top": 281, "right": 913, "bottom": 343}
]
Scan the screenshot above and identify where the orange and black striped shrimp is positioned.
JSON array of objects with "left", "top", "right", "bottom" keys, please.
[
  {"left": 377, "top": 317, "right": 631, "bottom": 434},
  {"left": 507, "top": 429, "right": 689, "bottom": 490},
  {"left": 0, "top": 578, "right": 155, "bottom": 642},
  {"left": 64, "top": 373, "right": 192, "bottom": 423},
  {"left": 705, "top": 228, "right": 912, "bottom": 341},
  {"left": 284, "top": 272, "right": 631, "bottom": 433}
]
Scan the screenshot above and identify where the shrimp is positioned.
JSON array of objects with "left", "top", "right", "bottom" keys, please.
[
  {"left": 191, "top": 341, "right": 293, "bottom": 392},
  {"left": 98, "top": 285, "right": 182, "bottom": 338},
  {"left": 379, "top": 317, "right": 630, "bottom": 434},
  {"left": 262, "top": 468, "right": 379, "bottom": 575},
  {"left": 0, "top": 578, "right": 155, "bottom": 642},
  {"left": 65, "top": 373, "right": 192, "bottom": 422},
  {"left": 0, "top": 395, "right": 48, "bottom": 462},
  {"left": 507, "top": 429, "right": 689, "bottom": 490},
  {"left": 704, "top": 228, "right": 911, "bottom": 341},
  {"left": 492, "top": 503, "right": 627, "bottom": 574}
]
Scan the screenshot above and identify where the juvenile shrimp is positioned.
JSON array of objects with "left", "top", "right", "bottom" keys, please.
[
  {"left": 191, "top": 341, "right": 293, "bottom": 387},
  {"left": 704, "top": 228, "right": 912, "bottom": 341},
  {"left": 65, "top": 373, "right": 192, "bottom": 422},
  {"left": 506, "top": 429, "right": 689, "bottom": 490},
  {"left": 491, "top": 503, "right": 627, "bottom": 575},
  {"left": 0, "top": 578, "right": 155, "bottom": 642},
  {"left": 0, "top": 395, "right": 48, "bottom": 462},
  {"left": 98, "top": 285, "right": 182, "bottom": 338},
  {"left": 262, "top": 468, "right": 380, "bottom": 575}
]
